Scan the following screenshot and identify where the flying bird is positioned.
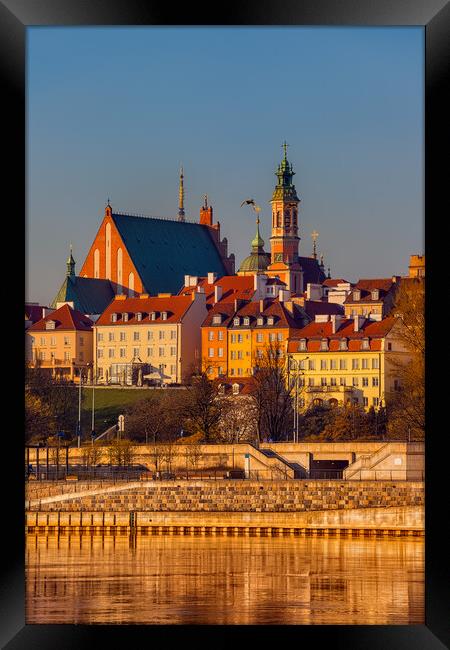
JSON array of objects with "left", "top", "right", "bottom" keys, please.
[{"left": 240, "top": 199, "right": 261, "bottom": 213}]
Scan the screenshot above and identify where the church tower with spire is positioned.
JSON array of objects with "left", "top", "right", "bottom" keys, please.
[
  {"left": 178, "top": 167, "right": 185, "bottom": 221},
  {"left": 266, "top": 142, "right": 304, "bottom": 293}
]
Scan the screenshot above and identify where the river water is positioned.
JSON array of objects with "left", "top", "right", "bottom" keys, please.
[{"left": 26, "top": 532, "right": 424, "bottom": 625}]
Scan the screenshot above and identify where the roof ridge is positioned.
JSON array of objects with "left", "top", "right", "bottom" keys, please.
[{"left": 113, "top": 211, "right": 204, "bottom": 225}]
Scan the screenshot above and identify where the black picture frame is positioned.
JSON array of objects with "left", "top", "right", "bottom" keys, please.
[{"left": 3, "top": 1, "right": 448, "bottom": 647}]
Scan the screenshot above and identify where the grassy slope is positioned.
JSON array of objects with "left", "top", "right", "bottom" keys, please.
[{"left": 80, "top": 388, "right": 151, "bottom": 434}]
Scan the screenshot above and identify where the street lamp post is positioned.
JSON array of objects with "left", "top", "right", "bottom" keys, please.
[
  {"left": 77, "top": 370, "right": 83, "bottom": 448},
  {"left": 91, "top": 368, "right": 95, "bottom": 445},
  {"left": 289, "top": 355, "right": 308, "bottom": 443}
]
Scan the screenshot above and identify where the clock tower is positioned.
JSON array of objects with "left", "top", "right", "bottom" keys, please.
[{"left": 266, "top": 142, "right": 304, "bottom": 293}]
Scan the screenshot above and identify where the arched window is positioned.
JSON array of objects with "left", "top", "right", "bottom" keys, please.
[
  {"left": 94, "top": 248, "right": 100, "bottom": 278},
  {"left": 105, "top": 222, "right": 111, "bottom": 280},
  {"left": 128, "top": 272, "right": 135, "bottom": 297},
  {"left": 117, "top": 248, "right": 123, "bottom": 291}
]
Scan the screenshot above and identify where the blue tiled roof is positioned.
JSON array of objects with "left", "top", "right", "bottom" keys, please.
[
  {"left": 112, "top": 213, "right": 228, "bottom": 294},
  {"left": 51, "top": 276, "right": 115, "bottom": 315}
]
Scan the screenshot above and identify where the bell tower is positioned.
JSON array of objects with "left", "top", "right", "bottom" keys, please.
[
  {"left": 270, "top": 141, "right": 300, "bottom": 264},
  {"left": 266, "top": 143, "right": 303, "bottom": 293}
]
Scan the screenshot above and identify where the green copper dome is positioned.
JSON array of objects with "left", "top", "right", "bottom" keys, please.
[
  {"left": 238, "top": 218, "right": 271, "bottom": 273},
  {"left": 238, "top": 251, "right": 271, "bottom": 273}
]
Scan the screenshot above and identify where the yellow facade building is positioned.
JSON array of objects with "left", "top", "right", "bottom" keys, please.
[
  {"left": 287, "top": 314, "right": 410, "bottom": 411},
  {"left": 227, "top": 298, "right": 309, "bottom": 378},
  {"left": 26, "top": 303, "right": 94, "bottom": 382},
  {"left": 93, "top": 291, "right": 207, "bottom": 385}
]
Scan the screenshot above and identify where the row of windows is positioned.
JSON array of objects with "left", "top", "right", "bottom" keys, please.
[
  {"left": 292, "top": 357, "right": 380, "bottom": 371},
  {"left": 293, "top": 376, "right": 380, "bottom": 387},
  {"left": 110, "top": 311, "right": 169, "bottom": 323},
  {"left": 299, "top": 396, "right": 380, "bottom": 408},
  {"left": 209, "top": 348, "right": 224, "bottom": 358},
  {"left": 98, "top": 347, "right": 177, "bottom": 359},
  {"left": 32, "top": 336, "right": 82, "bottom": 346},
  {"left": 98, "top": 330, "right": 176, "bottom": 342},
  {"left": 34, "top": 351, "right": 79, "bottom": 361}
]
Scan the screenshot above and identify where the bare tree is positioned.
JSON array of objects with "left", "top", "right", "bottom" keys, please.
[
  {"left": 386, "top": 279, "right": 425, "bottom": 439},
  {"left": 181, "top": 371, "right": 224, "bottom": 441},
  {"left": 107, "top": 439, "right": 135, "bottom": 466},
  {"left": 249, "top": 342, "right": 294, "bottom": 442},
  {"left": 217, "top": 397, "right": 258, "bottom": 443}
]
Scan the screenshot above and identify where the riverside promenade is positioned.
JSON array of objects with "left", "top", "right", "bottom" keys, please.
[{"left": 26, "top": 478, "right": 424, "bottom": 536}]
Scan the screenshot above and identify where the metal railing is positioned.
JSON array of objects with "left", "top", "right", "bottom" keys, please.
[{"left": 25, "top": 466, "right": 424, "bottom": 482}]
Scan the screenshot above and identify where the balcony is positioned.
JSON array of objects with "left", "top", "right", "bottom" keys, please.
[{"left": 305, "top": 385, "right": 355, "bottom": 394}]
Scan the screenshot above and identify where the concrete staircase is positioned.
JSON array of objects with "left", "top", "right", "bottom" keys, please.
[
  {"left": 343, "top": 443, "right": 402, "bottom": 479},
  {"left": 247, "top": 444, "right": 305, "bottom": 479}
]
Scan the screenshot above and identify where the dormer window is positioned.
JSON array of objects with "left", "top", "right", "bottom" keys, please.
[
  {"left": 371, "top": 289, "right": 379, "bottom": 301},
  {"left": 45, "top": 320, "right": 56, "bottom": 330},
  {"left": 299, "top": 339, "right": 307, "bottom": 351},
  {"left": 123, "top": 313, "right": 129, "bottom": 322},
  {"left": 243, "top": 317, "right": 250, "bottom": 326},
  {"left": 353, "top": 290, "right": 361, "bottom": 301},
  {"left": 257, "top": 317, "right": 264, "bottom": 326},
  {"left": 233, "top": 317, "right": 240, "bottom": 326},
  {"left": 218, "top": 384, "right": 225, "bottom": 395},
  {"left": 232, "top": 383, "right": 240, "bottom": 395},
  {"left": 150, "top": 312, "right": 156, "bottom": 321},
  {"left": 320, "top": 338, "right": 328, "bottom": 351},
  {"left": 212, "top": 314, "right": 222, "bottom": 324},
  {"left": 361, "top": 337, "right": 370, "bottom": 350},
  {"left": 339, "top": 338, "right": 348, "bottom": 350},
  {"left": 161, "top": 312, "right": 167, "bottom": 321},
  {"left": 136, "top": 312, "right": 142, "bottom": 321},
  {"left": 111, "top": 313, "right": 117, "bottom": 323},
  {"left": 267, "top": 316, "right": 274, "bottom": 326}
]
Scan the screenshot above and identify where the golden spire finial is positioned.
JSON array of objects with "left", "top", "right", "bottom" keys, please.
[
  {"left": 178, "top": 166, "right": 185, "bottom": 221},
  {"left": 311, "top": 230, "right": 319, "bottom": 259}
]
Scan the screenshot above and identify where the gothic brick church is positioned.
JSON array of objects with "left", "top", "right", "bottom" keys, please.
[{"left": 79, "top": 170, "right": 235, "bottom": 297}]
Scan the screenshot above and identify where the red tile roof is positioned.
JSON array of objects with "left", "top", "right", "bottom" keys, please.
[
  {"left": 202, "top": 302, "right": 237, "bottom": 327},
  {"left": 344, "top": 278, "right": 398, "bottom": 304},
  {"left": 95, "top": 294, "right": 194, "bottom": 326},
  {"left": 232, "top": 298, "right": 309, "bottom": 329},
  {"left": 179, "top": 275, "right": 255, "bottom": 304},
  {"left": 322, "top": 278, "right": 351, "bottom": 287},
  {"left": 28, "top": 303, "right": 93, "bottom": 332},
  {"left": 302, "top": 300, "right": 345, "bottom": 318},
  {"left": 287, "top": 316, "right": 398, "bottom": 353}
]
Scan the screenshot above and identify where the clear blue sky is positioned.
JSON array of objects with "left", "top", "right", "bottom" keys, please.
[{"left": 27, "top": 27, "right": 424, "bottom": 305}]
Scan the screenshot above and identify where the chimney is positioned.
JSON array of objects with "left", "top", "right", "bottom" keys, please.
[
  {"left": 214, "top": 285, "right": 223, "bottom": 303},
  {"left": 330, "top": 314, "right": 344, "bottom": 333},
  {"left": 184, "top": 275, "right": 190, "bottom": 287},
  {"left": 354, "top": 315, "right": 365, "bottom": 332},
  {"left": 259, "top": 299, "right": 265, "bottom": 312},
  {"left": 208, "top": 272, "right": 217, "bottom": 285},
  {"left": 278, "top": 288, "right": 292, "bottom": 302},
  {"left": 314, "top": 314, "right": 330, "bottom": 323},
  {"left": 391, "top": 275, "right": 401, "bottom": 283},
  {"left": 254, "top": 273, "right": 268, "bottom": 297},
  {"left": 306, "top": 283, "right": 323, "bottom": 301},
  {"left": 234, "top": 298, "right": 239, "bottom": 312},
  {"left": 189, "top": 276, "right": 198, "bottom": 287}
]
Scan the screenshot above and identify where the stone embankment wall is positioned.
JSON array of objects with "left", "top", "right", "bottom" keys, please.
[{"left": 27, "top": 480, "right": 424, "bottom": 513}]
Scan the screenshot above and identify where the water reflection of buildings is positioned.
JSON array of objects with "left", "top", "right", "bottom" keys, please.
[{"left": 26, "top": 533, "right": 424, "bottom": 625}]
